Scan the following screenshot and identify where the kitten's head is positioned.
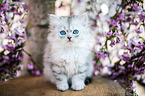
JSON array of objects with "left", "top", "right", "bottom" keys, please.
[{"left": 49, "top": 13, "right": 90, "bottom": 44}]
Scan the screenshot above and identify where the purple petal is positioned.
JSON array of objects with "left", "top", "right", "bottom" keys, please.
[{"left": 35, "top": 70, "right": 41, "bottom": 76}]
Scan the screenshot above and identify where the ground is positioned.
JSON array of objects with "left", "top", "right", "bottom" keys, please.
[{"left": 0, "top": 76, "right": 125, "bottom": 96}]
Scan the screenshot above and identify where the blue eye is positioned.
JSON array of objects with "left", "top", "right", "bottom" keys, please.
[
  {"left": 60, "top": 30, "right": 66, "bottom": 35},
  {"left": 73, "top": 30, "right": 79, "bottom": 34}
]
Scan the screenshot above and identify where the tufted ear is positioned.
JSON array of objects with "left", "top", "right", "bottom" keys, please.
[
  {"left": 48, "top": 14, "right": 60, "bottom": 26},
  {"left": 77, "top": 13, "right": 89, "bottom": 27}
]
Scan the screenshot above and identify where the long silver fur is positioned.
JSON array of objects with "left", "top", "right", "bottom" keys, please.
[{"left": 43, "top": 13, "right": 95, "bottom": 91}]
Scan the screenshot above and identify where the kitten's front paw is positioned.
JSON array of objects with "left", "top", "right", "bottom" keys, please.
[
  {"left": 56, "top": 83, "right": 69, "bottom": 92},
  {"left": 71, "top": 82, "right": 86, "bottom": 91}
]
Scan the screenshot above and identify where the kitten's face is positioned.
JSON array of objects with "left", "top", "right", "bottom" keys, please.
[{"left": 49, "top": 13, "right": 89, "bottom": 44}]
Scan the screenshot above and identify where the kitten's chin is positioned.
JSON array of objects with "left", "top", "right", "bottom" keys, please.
[
  {"left": 66, "top": 40, "right": 74, "bottom": 45},
  {"left": 67, "top": 39, "right": 74, "bottom": 42},
  {"left": 68, "top": 40, "right": 72, "bottom": 42}
]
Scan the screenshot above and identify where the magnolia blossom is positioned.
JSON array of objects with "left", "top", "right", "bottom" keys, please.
[
  {"left": 116, "top": 37, "right": 121, "bottom": 44},
  {"left": 107, "top": 18, "right": 117, "bottom": 27},
  {"left": 116, "top": 23, "right": 121, "bottom": 30},
  {"left": 87, "top": 0, "right": 145, "bottom": 91},
  {"left": 0, "top": 12, "right": 5, "bottom": 20},
  {"left": 106, "top": 30, "right": 113, "bottom": 36},
  {"left": 0, "top": 27, "right": 6, "bottom": 34},
  {"left": 35, "top": 70, "right": 41, "bottom": 76},
  {"left": 110, "top": 38, "right": 116, "bottom": 47},
  {"left": 0, "top": 1, "right": 28, "bottom": 81},
  {"left": 119, "top": 53, "right": 131, "bottom": 62},
  {"left": 27, "top": 62, "right": 34, "bottom": 70},
  {"left": 128, "top": 62, "right": 134, "bottom": 68},
  {"left": 9, "top": 7, "right": 17, "bottom": 12},
  {"left": 143, "top": 79, "right": 145, "bottom": 84},
  {"left": 139, "top": 12, "right": 145, "bottom": 20},
  {"left": 1, "top": 3, "right": 9, "bottom": 10},
  {"left": 131, "top": 22, "right": 138, "bottom": 25},
  {"left": 117, "top": 13, "right": 125, "bottom": 21},
  {"left": 23, "top": 4, "right": 28, "bottom": 10},
  {"left": 134, "top": 75, "right": 141, "bottom": 81},
  {"left": 132, "top": 3, "right": 143, "bottom": 12},
  {"left": 0, "top": 21, "right": 6, "bottom": 26},
  {"left": 96, "top": 51, "right": 108, "bottom": 59},
  {"left": 131, "top": 39, "right": 144, "bottom": 49},
  {"left": 15, "top": 12, "right": 23, "bottom": 15},
  {"left": 135, "top": 29, "right": 142, "bottom": 34}
]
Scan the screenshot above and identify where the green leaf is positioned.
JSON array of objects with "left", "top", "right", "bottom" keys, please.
[
  {"left": 87, "top": 1, "right": 91, "bottom": 4},
  {"left": 139, "top": 37, "right": 145, "bottom": 41}
]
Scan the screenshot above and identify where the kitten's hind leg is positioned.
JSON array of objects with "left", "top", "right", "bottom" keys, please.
[
  {"left": 85, "top": 57, "right": 94, "bottom": 85},
  {"left": 85, "top": 77, "right": 92, "bottom": 85}
]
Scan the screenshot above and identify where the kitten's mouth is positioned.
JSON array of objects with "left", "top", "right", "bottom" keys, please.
[{"left": 68, "top": 40, "right": 72, "bottom": 42}]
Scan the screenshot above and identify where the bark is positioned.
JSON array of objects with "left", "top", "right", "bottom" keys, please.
[{"left": 22, "top": 0, "right": 56, "bottom": 75}]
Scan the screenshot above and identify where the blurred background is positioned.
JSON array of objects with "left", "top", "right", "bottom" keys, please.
[{"left": 0, "top": 0, "right": 145, "bottom": 95}]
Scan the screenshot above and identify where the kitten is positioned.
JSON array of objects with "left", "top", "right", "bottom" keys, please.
[{"left": 43, "top": 13, "right": 94, "bottom": 91}]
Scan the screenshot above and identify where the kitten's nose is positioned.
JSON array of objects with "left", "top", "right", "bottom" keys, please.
[{"left": 67, "top": 37, "right": 72, "bottom": 41}]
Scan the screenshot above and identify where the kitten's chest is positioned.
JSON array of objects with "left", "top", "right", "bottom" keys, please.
[
  {"left": 61, "top": 48, "right": 88, "bottom": 76},
  {"left": 51, "top": 47, "right": 89, "bottom": 76},
  {"left": 61, "top": 48, "right": 79, "bottom": 62},
  {"left": 52, "top": 47, "right": 89, "bottom": 63}
]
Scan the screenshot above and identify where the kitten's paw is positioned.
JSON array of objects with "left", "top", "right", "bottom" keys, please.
[
  {"left": 71, "top": 82, "right": 86, "bottom": 91},
  {"left": 56, "top": 83, "right": 69, "bottom": 92}
]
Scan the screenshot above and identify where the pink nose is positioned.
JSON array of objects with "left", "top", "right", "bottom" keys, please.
[{"left": 67, "top": 37, "right": 72, "bottom": 41}]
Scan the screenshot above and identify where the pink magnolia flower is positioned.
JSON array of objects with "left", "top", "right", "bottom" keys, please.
[
  {"left": 23, "top": 4, "right": 28, "bottom": 10},
  {"left": 1, "top": 3, "right": 9, "bottom": 10},
  {"left": 132, "top": 3, "right": 143, "bottom": 12},
  {"left": 131, "top": 22, "right": 139, "bottom": 25},
  {"left": 106, "top": 30, "right": 113, "bottom": 36},
  {"left": 0, "top": 62, "right": 3, "bottom": 66},
  {"left": 15, "top": 12, "right": 23, "bottom": 15},
  {"left": 114, "top": 31, "right": 122, "bottom": 36},
  {"left": 119, "top": 53, "right": 131, "bottom": 62},
  {"left": 139, "top": 12, "right": 145, "bottom": 20},
  {"left": 28, "top": 56, "right": 32, "bottom": 60},
  {"left": 135, "top": 29, "right": 142, "bottom": 34},
  {"left": 27, "top": 62, "right": 34, "bottom": 70},
  {"left": 95, "top": 51, "right": 108, "bottom": 59},
  {"left": 0, "top": 12, "right": 5, "bottom": 20},
  {"left": 128, "top": 62, "right": 134, "bottom": 68},
  {"left": 35, "top": 70, "right": 41, "bottom": 76},
  {"left": 118, "top": 66, "right": 125, "bottom": 70},
  {"left": 117, "top": 13, "right": 125, "bottom": 21},
  {"left": 131, "top": 38, "right": 144, "bottom": 49},
  {"left": 0, "top": 21, "right": 6, "bottom": 26},
  {"left": 134, "top": 74, "right": 141, "bottom": 80},
  {"left": 7, "top": 44, "right": 15, "bottom": 52},
  {"left": 0, "top": 27, "right": 6, "bottom": 34},
  {"left": 9, "top": 7, "right": 17, "bottom": 12},
  {"left": 116, "top": 23, "right": 121, "bottom": 30},
  {"left": 19, "top": 19, "right": 24, "bottom": 23},
  {"left": 116, "top": 37, "right": 121, "bottom": 44},
  {"left": 107, "top": 18, "right": 117, "bottom": 27},
  {"left": 3, "top": 56, "right": 9, "bottom": 60},
  {"left": 110, "top": 39, "right": 116, "bottom": 47}
]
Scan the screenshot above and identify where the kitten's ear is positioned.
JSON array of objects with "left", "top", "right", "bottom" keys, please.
[
  {"left": 77, "top": 13, "right": 89, "bottom": 26},
  {"left": 49, "top": 14, "right": 60, "bottom": 26}
]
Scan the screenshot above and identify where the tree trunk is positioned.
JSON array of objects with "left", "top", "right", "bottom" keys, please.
[{"left": 22, "top": 0, "right": 56, "bottom": 75}]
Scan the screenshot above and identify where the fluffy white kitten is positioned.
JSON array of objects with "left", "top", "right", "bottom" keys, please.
[{"left": 43, "top": 13, "right": 94, "bottom": 91}]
